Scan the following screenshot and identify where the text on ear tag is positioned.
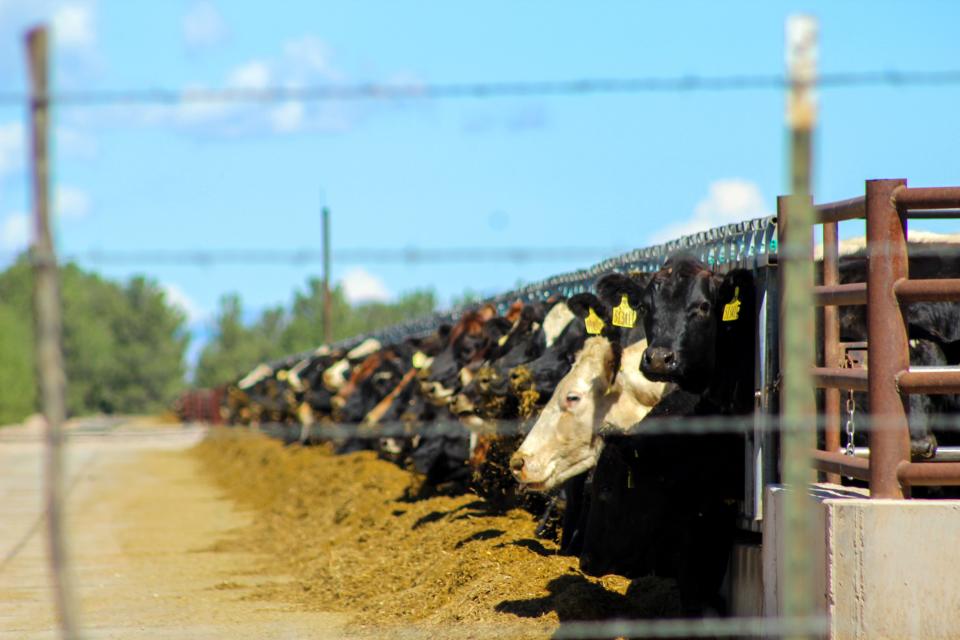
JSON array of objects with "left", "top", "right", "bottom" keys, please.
[
  {"left": 411, "top": 351, "right": 428, "bottom": 369},
  {"left": 611, "top": 294, "right": 637, "bottom": 328},
  {"left": 722, "top": 286, "right": 741, "bottom": 322},
  {"left": 584, "top": 308, "right": 605, "bottom": 335}
]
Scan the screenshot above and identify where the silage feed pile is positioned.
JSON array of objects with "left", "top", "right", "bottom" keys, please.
[{"left": 194, "top": 429, "right": 679, "bottom": 638}]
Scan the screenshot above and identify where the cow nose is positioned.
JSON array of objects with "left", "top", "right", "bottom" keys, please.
[
  {"left": 642, "top": 347, "right": 677, "bottom": 374},
  {"left": 509, "top": 452, "right": 525, "bottom": 475}
]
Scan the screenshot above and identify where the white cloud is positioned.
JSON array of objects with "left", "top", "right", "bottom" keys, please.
[
  {"left": 270, "top": 101, "right": 304, "bottom": 133},
  {"left": 55, "top": 185, "right": 90, "bottom": 219},
  {"left": 0, "top": 121, "right": 24, "bottom": 179},
  {"left": 341, "top": 268, "right": 391, "bottom": 304},
  {"left": 1, "top": 211, "right": 29, "bottom": 252},
  {"left": 183, "top": 1, "right": 227, "bottom": 50},
  {"left": 228, "top": 60, "right": 271, "bottom": 90},
  {"left": 162, "top": 282, "right": 207, "bottom": 324},
  {"left": 52, "top": 3, "right": 95, "bottom": 50},
  {"left": 650, "top": 178, "right": 770, "bottom": 243}
]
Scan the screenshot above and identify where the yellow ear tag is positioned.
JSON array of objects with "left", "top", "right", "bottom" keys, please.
[
  {"left": 584, "top": 308, "right": 605, "bottom": 335},
  {"left": 611, "top": 294, "right": 637, "bottom": 328},
  {"left": 497, "top": 333, "right": 509, "bottom": 347},
  {"left": 276, "top": 370, "right": 288, "bottom": 381},
  {"left": 411, "top": 351, "right": 428, "bottom": 369},
  {"left": 722, "top": 286, "right": 741, "bottom": 322}
]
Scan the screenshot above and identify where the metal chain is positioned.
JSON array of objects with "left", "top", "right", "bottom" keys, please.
[{"left": 844, "top": 390, "right": 857, "bottom": 456}]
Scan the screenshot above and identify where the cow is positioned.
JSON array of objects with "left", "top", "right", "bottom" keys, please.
[
  {"left": 577, "top": 255, "right": 753, "bottom": 614},
  {"left": 510, "top": 274, "right": 668, "bottom": 492},
  {"left": 580, "top": 420, "right": 738, "bottom": 616},
  {"left": 452, "top": 302, "right": 549, "bottom": 422},
  {"left": 834, "top": 240, "right": 960, "bottom": 459},
  {"left": 418, "top": 305, "right": 500, "bottom": 406},
  {"left": 507, "top": 304, "right": 586, "bottom": 418},
  {"left": 321, "top": 338, "right": 382, "bottom": 394}
]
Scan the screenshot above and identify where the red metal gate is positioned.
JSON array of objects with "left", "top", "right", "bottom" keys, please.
[{"left": 789, "top": 179, "right": 960, "bottom": 498}]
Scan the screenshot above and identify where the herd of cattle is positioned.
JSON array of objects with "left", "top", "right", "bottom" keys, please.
[{"left": 219, "top": 239, "right": 960, "bottom": 617}]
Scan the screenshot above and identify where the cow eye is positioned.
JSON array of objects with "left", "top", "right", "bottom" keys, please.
[{"left": 565, "top": 393, "right": 581, "bottom": 406}]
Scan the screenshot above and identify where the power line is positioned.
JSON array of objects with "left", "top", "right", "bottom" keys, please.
[
  {"left": 2, "top": 69, "right": 960, "bottom": 107},
  {"left": 7, "top": 246, "right": 634, "bottom": 266}
]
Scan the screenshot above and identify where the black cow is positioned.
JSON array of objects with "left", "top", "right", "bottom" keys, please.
[
  {"left": 836, "top": 248, "right": 960, "bottom": 459},
  {"left": 578, "top": 255, "right": 751, "bottom": 615},
  {"left": 454, "top": 302, "right": 551, "bottom": 421},
  {"left": 507, "top": 303, "right": 588, "bottom": 418}
]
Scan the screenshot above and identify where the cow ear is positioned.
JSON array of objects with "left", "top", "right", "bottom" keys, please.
[
  {"left": 567, "top": 293, "right": 608, "bottom": 320},
  {"left": 568, "top": 292, "right": 617, "bottom": 338},
  {"left": 596, "top": 272, "right": 645, "bottom": 310},
  {"left": 716, "top": 269, "right": 754, "bottom": 322}
]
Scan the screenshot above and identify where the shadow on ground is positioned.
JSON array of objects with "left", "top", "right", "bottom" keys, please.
[{"left": 496, "top": 573, "right": 681, "bottom": 635}]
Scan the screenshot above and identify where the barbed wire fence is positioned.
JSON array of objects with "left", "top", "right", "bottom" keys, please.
[{"left": 18, "top": 13, "right": 960, "bottom": 640}]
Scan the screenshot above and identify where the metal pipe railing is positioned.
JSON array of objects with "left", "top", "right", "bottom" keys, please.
[
  {"left": 804, "top": 179, "right": 960, "bottom": 499},
  {"left": 865, "top": 178, "right": 911, "bottom": 499},
  {"left": 811, "top": 449, "right": 871, "bottom": 482},
  {"left": 894, "top": 278, "right": 960, "bottom": 303},
  {"left": 812, "top": 282, "right": 867, "bottom": 306},
  {"left": 815, "top": 196, "right": 865, "bottom": 223},
  {"left": 896, "top": 368, "right": 960, "bottom": 394},
  {"left": 822, "top": 220, "right": 842, "bottom": 483},
  {"left": 894, "top": 186, "right": 960, "bottom": 210},
  {"left": 811, "top": 367, "right": 868, "bottom": 391}
]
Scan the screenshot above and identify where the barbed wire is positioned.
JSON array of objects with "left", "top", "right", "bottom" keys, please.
[
  {"left": 3, "top": 69, "right": 960, "bottom": 107},
  {"left": 42, "top": 246, "right": 633, "bottom": 266},
  {"left": 5, "top": 237, "right": 954, "bottom": 269},
  {"left": 235, "top": 414, "right": 960, "bottom": 440}
]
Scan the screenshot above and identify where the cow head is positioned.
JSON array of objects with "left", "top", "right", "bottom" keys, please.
[
  {"left": 420, "top": 306, "right": 497, "bottom": 406},
  {"left": 509, "top": 331, "right": 616, "bottom": 492},
  {"left": 640, "top": 256, "right": 755, "bottom": 409},
  {"left": 638, "top": 257, "right": 715, "bottom": 391},
  {"left": 453, "top": 303, "right": 547, "bottom": 420},
  {"left": 322, "top": 339, "right": 381, "bottom": 392},
  {"left": 508, "top": 302, "right": 585, "bottom": 416}
]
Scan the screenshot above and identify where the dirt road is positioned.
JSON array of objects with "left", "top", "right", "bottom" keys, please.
[{"left": 0, "top": 420, "right": 347, "bottom": 639}]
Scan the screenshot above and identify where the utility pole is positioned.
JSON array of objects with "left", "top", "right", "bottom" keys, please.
[
  {"left": 780, "top": 13, "right": 818, "bottom": 639},
  {"left": 322, "top": 205, "right": 332, "bottom": 344},
  {"left": 27, "top": 25, "right": 81, "bottom": 640}
]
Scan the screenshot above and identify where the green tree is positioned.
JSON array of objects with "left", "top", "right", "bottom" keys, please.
[
  {"left": 194, "top": 279, "right": 439, "bottom": 387},
  {"left": 0, "top": 301, "right": 36, "bottom": 424},
  {"left": 0, "top": 257, "right": 189, "bottom": 423}
]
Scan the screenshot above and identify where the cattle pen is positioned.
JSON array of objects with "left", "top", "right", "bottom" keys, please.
[
  {"left": 8, "top": 13, "right": 960, "bottom": 640},
  {"left": 180, "top": 177, "right": 960, "bottom": 639}
]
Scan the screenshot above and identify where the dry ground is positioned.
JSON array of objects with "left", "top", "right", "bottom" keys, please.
[
  {"left": 192, "top": 428, "right": 680, "bottom": 639},
  {"left": 0, "top": 423, "right": 347, "bottom": 639},
  {"left": 0, "top": 423, "right": 678, "bottom": 639}
]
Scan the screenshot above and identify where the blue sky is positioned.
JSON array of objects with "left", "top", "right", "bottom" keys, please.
[{"left": 1, "top": 1, "right": 959, "bottom": 366}]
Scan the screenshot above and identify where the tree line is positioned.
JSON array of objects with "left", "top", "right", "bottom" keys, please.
[
  {"left": 193, "top": 279, "right": 437, "bottom": 387},
  {"left": 0, "top": 258, "right": 438, "bottom": 425},
  {"left": 0, "top": 257, "right": 188, "bottom": 425}
]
